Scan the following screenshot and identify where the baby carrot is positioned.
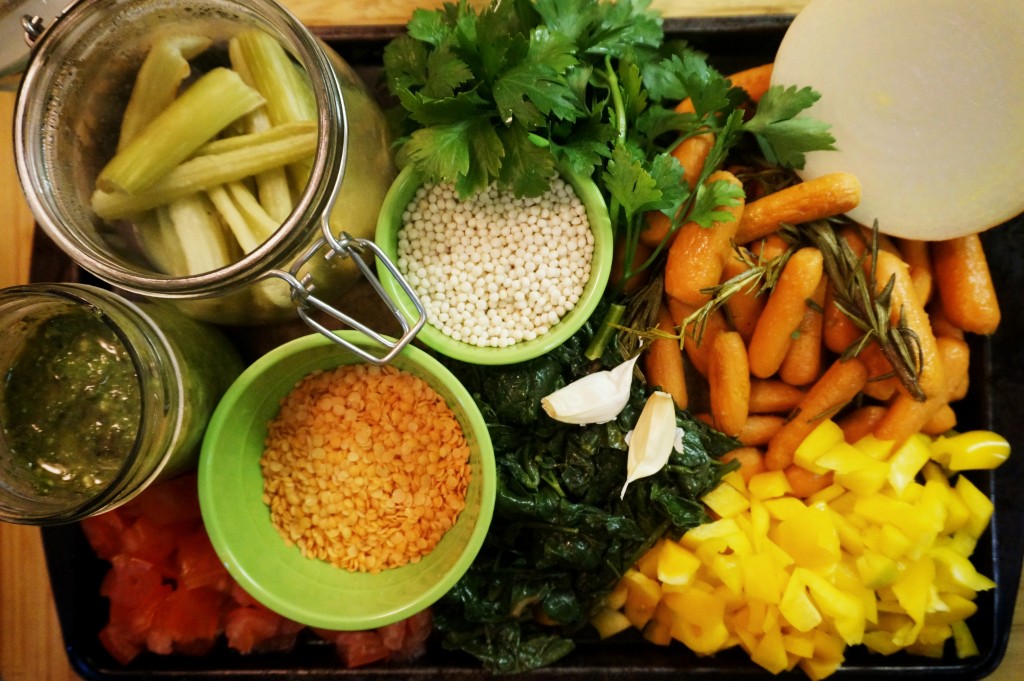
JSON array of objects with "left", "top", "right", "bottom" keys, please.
[
  {"left": 737, "top": 415, "right": 786, "bottom": 447},
  {"left": 927, "top": 298, "right": 966, "bottom": 341},
  {"left": 708, "top": 331, "right": 750, "bottom": 437},
  {"left": 930, "top": 234, "right": 1001, "bottom": 335},
  {"left": 897, "top": 238, "right": 934, "bottom": 307},
  {"left": 747, "top": 247, "right": 824, "bottom": 379},
  {"left": 778, "top": 277, "right": 827, "bottom": 386},
  {"left": 922, "top": 404, "right": 958, "bottom": 436},
  {"left": 735, "top": 172, "right": 861, "bottom": 245},
  {"left": 721, "top": 446, "right": 767, "bottom": 483},
  {"left": 748, "top": 379, "right": 806, "bottom": 414},
  {"left": 873, "top": 336, "right": 969, "bottom": 446},
  {"left": 784, "top": 465, "right": 833, "bottom": 499},
  {"left": 765, "top": 356, "right": 869, "bottom": 470},
  {"left": 836, "top": 405, "right": 887, "bottom": 445},
  {"left": 667, "top": 298, "right": 729, "bottom": 377},
  {"left": 721, "top": 254, "right": 767, "bottom": 343},
  {"left": 664, "top": 170, "right": 746, "bottom": 306},
  {"left": 645, "top": 302, "right": 688, "bottom": 409},
  {"left": 822, "top": 281, "right": 861, "bottom": 355},
  {"left": 873, "top": 249, "right": 945, "bottom": 401}
]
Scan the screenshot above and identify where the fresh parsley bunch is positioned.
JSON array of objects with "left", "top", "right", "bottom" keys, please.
[{"left": 382, "top": 0, "right": 833, "bottom": 265}]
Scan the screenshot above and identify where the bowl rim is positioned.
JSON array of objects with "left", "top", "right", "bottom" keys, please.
[
  {"left": 197, "top": 330, "right": 496, "bottom": 630},
  {"left": 374, "top": 164, "right": 613, "bottom": 366}
]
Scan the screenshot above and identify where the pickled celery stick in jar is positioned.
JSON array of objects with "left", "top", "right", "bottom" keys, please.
[
  {"left": 0, "top": 284, "right": 244, "bottom": 525},
  {"left": 14, "top": 0, "right": 402, "bottom": 339}
]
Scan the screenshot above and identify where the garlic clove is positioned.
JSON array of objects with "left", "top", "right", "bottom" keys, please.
[
  {"left": 621, "top": 391, "right": 682, "bottom": 499},
  {"left": 541, "top": 354, "right": 639, "bottom": 425}
]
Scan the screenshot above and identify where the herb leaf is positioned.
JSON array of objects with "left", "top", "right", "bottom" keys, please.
[{"left": 744, "top": 84, "right": 837, "bottom": 168}]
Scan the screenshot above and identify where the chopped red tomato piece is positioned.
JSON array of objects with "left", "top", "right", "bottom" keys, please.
[
  {"left": 81, "top": 508, "right": 128, "bottom": 560},
  {"left": 146, "top": 586, "right": 225, "bottom": 656},
  {"left": 176, "top": 529, "right": 230, "bottom": 592}
]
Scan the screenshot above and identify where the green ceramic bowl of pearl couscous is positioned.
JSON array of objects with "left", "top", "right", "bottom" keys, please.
[{"left": 374, "top": 163, "right": 614, "bottom": 365}]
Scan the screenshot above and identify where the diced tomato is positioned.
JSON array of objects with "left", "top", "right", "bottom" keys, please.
[
  {"left": 397, "top": 609, "right": 433, "bottom": 661},
  {"left": 117, "top": 515, "right": 186, "bottom": 575},
  {"left": 176, "top": 529, "right": 230, "bottom": 592},
  {"left": 146, "top": 586, "right": 225, "bottom": 656},
  {"left": 122, "top": 472, "right": 203, "bottom": 526},
  {"left": 224, "top": 605, "right": 302, "bottom": 654},
  {"left": 378, "top": 620, "right": 407, "bottom": 652},
  {"left": 101, "top": 555, "right": 173, "bottom": 637},
  {"left": 331, "top": 631, "right": 392, "bottom": 668},
  {"left": 98, "top": 622, "right": 144, "bottom": 666},
  {"left": 81, "top": 508, "right": 129, "bottom": 560}
]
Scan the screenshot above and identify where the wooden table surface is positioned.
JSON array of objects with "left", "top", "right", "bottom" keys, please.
[{"left": 0, "top": 1, "right": 1020, "bottom": 680}]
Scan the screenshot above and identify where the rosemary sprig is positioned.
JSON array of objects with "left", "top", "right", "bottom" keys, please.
[
  {"left": 803, "top": 220, "right": 926, "bottom": 401},
  {"left": 681, "top": 242, "right": 794, "bottom": 346}
]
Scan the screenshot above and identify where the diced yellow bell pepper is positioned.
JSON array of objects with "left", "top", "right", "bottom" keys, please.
[
  {"left": 816, "top": 441, "right": 876, "bottom": 474},
  {"left": 954, "top": 475, "right": 994, "bottom": 539},
  {"left": 784, "top": 631, "right": 817, "bottom": 659},
  {"left": 925, "top": 592, "right": 978, "bottom": 626},
  {"left": 932, "top": 430, "right": 1011, "bottom": 472},
  {"left": 635, "top": 538, "right": 664, "bottom": 579},
  {"left": 605, "top": 579, "right": 629, "bottom": 610},
  {"left": 762, "top": 496, "right": 811, "bottom": 521},
  {"left": 591, "top": 607, "right": 632, "bottom": 639},
  {"left": 951, "top": 620, "right": 980, "bottom": 658},
  {"left": 800, "top": 656, "right": 844, "bottom": 681},
  {"left": 656, "top": 539, "right": 702, "bottom": 586},
  {"left": 890, "top": 556, "right": 935, "bottom": 625},
  {"left": 710, "top": 553, "right": 743, "bottom": 595},
  {"left": 808, "top": 482, "right": 846, "bottom": 505},
  {"left": 779, "top": 571, "right": 823, "bottom": 632},
  {"left": 642, "top": 601, "right": 674, "bottom": 646},
  {"left": 835, "top": 458, "right": 889, "bottom": 496},
  {"left": 876, "top": 523, "right": 914, "bottom": 561},
  {"left": 748, "top": 470, "right": 793, "bottom": 500},
  {"left": 830, "top": 508, "right": 866, "bottom": 556},
  {"left": 621, "top": 568, "right": 662, "bottom": 629},
  {"left": 862, "top": 630, "right": 904, "bottom": 655},
  {"left": 887, "top": 433, "right": 932, "bottom": 497},
  {"left": 794, "top": 419, "right": 846, "bottom": 474},
  {"left": 855, "top": 550, "right": 902, "bottom": 590},
  {"left": 852, "top": 433, "right": 896, "bottom": 461},
  {"left": 702, "top": 478, "right": 751, "bottom": 517},
  {"left": 929, "top": 545, "right": 996, "bottom": 592},
  {"left": 772, "top": 504, "right": 841, "bottom": 571},
  {"left": 740, "top": 552, "right": 784, "bottom": 604},
  {"left": 750, "top": 619, "right": 791, "bottom": 674},
  {"left": 797, "top": 567, "right": 866, "bottom": 645},
  {"left": 664, "top": 586, "right": 730, "bottom": 655}
]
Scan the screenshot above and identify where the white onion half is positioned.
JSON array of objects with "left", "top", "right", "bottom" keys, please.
[{"left": 771, "top": 0, "right": 1024, "bottom": 240}]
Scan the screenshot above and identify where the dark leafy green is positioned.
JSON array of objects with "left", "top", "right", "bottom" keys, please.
[{"left": 434, "top": 312, "right": 738, "bottom": 673}]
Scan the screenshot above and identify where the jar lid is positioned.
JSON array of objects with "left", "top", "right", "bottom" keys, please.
[{"left": 0, "top": 0, "right": 66, "bottom": 89}]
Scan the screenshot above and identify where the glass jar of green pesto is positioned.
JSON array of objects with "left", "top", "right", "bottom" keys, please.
[
  {"left": 10, "top": 0, "right": 423, "bottom": 364},
  {"left": 0, "top": 283, "right": 244, "bottom": 524}
]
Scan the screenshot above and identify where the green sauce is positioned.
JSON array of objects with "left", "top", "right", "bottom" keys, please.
[{"left": 2, "top": 309, "right": 140, "bottom": 500}]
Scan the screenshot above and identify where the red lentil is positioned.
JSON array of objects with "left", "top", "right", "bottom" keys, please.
[{"left": 260, "top": 364, "right": 471, "bottom": 573}]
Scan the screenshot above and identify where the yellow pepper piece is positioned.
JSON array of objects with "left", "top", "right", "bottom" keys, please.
[
  {"left": 748, "top": 470, "right": 793, "bottom": 500},
  {"left": 591, "top": 607, "right": 633, "bottom": 639},
  {"left": 954, "top": 475, "right": 995, "bottom": 539},
  {"left": 794, "top": 419, "right": 845, "bottom": 474},
  {"left": 621, "top": 568, "right": 663, "bottom": 629},
  {"left": 702, "top": 478, "right": 751, "bottom": 517},
  {"left": 951, "top": 620, "right": 981, "bottom": 658},
  {"left": 931, "top": 430, "right": 1011, "bottom": 471},
  {"left": 656, "top": 540, "right": 701, "bottom": 586},
  {"left": 887, "top": 433, "right": 932, "bottom": 497}
]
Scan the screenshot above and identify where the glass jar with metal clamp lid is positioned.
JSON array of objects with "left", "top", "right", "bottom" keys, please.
[{"left": 5, "top": 0, "right": 424, "bottom": 363}]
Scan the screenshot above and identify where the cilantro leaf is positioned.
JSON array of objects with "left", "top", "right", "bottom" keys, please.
[
  {"left": 421, "top": 45, "right": 475, "bottom": 99},
  {"left": 744, "top": 85, "right": 836, "bottom": 169}
]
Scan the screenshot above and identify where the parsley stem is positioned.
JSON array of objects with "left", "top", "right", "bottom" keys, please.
[{"left": 584, "top": 302, "right": 626, "bottom": 361}]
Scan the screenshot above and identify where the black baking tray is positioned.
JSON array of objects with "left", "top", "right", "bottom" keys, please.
[{"left": 36, "top": 16, "right": 1024, "bottom": 681}]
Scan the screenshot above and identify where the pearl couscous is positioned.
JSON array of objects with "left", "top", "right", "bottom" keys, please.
[{"left": 396, "top": 177, "right": 594, "bottom": 348}]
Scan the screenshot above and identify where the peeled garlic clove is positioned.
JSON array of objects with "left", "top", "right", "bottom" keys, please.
[
  {"left": 621, "top": 391, "right": 682, "bottom": 499},
  {"left": 541, "top": 354, "right": 639, "bottom": 425}
]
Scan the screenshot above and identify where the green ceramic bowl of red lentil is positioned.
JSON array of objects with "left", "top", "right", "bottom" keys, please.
[
  {"left": 197, "top": 330, "right": 496, "bottom": 630},
  {"left": 375, "top": 163, "right": 614, "bottom": 365}
]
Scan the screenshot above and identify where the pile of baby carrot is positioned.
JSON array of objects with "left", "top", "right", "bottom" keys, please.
[{"left": 636, "top": 63, "right": 1002, "bottom": 496}]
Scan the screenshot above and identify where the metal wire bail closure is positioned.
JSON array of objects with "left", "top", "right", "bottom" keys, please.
[{"left": 270, "top": 231, "right": 425, "bottom": 365}]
